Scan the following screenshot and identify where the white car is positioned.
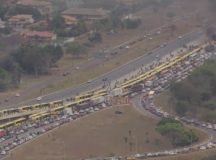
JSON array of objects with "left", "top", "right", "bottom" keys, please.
[
  {"left": 5, "top": 147, "right": 9, "bottom": 151},
  {"left": 0, "top": 150, "right": 6, "bottom": 155},
  {"left": 94, "top": 107, "right": 99, "bottom": 111},
  {"left": 36, "top": 97, "right": 42, "bottom": 101},
  {"left": 15, "top": 93, "right": 20, "bottom": 97},
  {"left": 12, "top": 142, "right": 17, "bottom": 146}
]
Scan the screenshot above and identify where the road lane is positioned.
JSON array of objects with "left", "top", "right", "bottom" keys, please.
[{"left": 14, "top": 30, "right": 205, "bottom": 107}]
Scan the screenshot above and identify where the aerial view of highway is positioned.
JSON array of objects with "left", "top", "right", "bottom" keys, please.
[{"left": 0, "top": 0, "right": 216, "bottom": 160}]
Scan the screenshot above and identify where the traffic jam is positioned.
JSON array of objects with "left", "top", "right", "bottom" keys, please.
[
  {"left": 128, "top": 45, "right": 216, "bottom": 159},
  {"left": 0, "top": 42, "right": 215, "bottom": 160},
  {"left": 89, "top": 44, "right": 216, "bottom": 160}
]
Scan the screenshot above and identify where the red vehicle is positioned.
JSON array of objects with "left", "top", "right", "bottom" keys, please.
[{"left": 0, "top": 129, "right": 6, "bottom": 138}]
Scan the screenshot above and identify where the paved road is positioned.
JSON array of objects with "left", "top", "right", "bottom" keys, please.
[{"left": 12, "top": 30, "right": 205, "bottom": 107}]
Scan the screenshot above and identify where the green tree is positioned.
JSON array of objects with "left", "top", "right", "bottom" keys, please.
[
  {"left": 169, "top": 24, "right": 177, "bottom": 36},
  {"left": 0, "top": 68, "right": 11, "bottom": 91},
  {"left": 206, "top": 26, "right": 216, "bottom": 41},
  {"left": 0, "top": 5, "right": 8, "bottom": 20},
  {"left": 156, "top": 118, "right": 198, "bottom": 147},
  {"left": 88, "top": 32, "right": 102, "bottom": 43},
  {"left": 8, "top": 5, "right": 41, "bottom": 20},
  {"left": 121, "top": 18, "right": 142, "bottom": 29},
  {"left": 43, "top": 45, "right": 63, "bottom": 64},
  {"left": 203, "top": 155, "right": 216, "bottom": 160},
  {"left": 208, "top": 0, "right": 216, "bottom": 12},
  {"left": 56, "top": 19, "right": 87, "bottom": 37},
  {"left": 65, "top": 42, "right": 87, "bottom": 58},
  {"left": 0, "top": 25, "right": 12, "bottom": 35},
  {"left": 49, "top": 14, "right": 65, "bottom": 30},
  {"left": 0, "top": 56, "right": 22, "bottom": 86},
  {"left": 166, "top": 12, "right": 175, "bottom": 20},
  {"left": 12, "top": 44, "right": 63, "bottom": 76}
]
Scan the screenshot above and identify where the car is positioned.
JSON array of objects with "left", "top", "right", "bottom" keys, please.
[
  {"left": 4, "top": 147, "right": 9, "bottom": 151},
  {"left": 75, "top": 66, "right": 80, "bottom": 70},
  {"left": 94, "top": 107, "right": 99, "bottom": 111},
  {"left": 157, "top": 31, "right": 161, "bottom": 34},
  {"left": 125, "top": 45, "right": 130, "bottom": 49},
  {"left": 12, "top": 142, "right": 17, "bottom": 146},
  {"left": 87, "top": 80, "right": 92, "bottom": 83},
  {"left": 36, "top": 97, "right": 42, "bottom": 101},
  {"left": 62, "top": 72, "right": 70, "bottom": 76},
  {"left": 15, "top": 93, "right": 20, "bottom": 97},
  {"left": 0, "top": 150, "right": 6, "bottom": 155},
  {"left": 178, "top": 36, "right": 182, "bottom": 39}
]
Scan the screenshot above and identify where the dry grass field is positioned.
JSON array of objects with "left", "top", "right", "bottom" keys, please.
[
  {"left": 5, "top": 105, "right": 173, "bottom": 160},
  {"left": 4, "top": 105, "right": 210, "bottom": 160}
]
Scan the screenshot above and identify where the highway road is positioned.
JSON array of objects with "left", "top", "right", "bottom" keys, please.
[{"left": 15, "top": 30, "right": 205, "bottom": 107}]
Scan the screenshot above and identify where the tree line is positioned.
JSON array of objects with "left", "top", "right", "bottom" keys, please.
[
  {"left": 169, "top": 60, "right": 216, "bottom": 122},
  {"left": 0, "top": 44, "right": 63, "bottom": 91},
  {"left": 156, "top": 118, "right": 198, "bottom": 147}
]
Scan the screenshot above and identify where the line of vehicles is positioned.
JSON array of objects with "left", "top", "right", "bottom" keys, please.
[
  {"left": 0, "top": 89, "right": 107, "bottom": 118},
  {"left": 0, "top": 42, "right": 212, "bottom": 159},
  {"left": 88, "top": 44, "right": 214, "bottom": 160},
  {"left": 0, "top": 46, "right": 203, "bottom": 130}
]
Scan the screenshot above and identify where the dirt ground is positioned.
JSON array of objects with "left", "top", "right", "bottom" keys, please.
[
  {"left": 4, "top": 105, "right": 209, "bottom": 160},
  {"left": 5, "top": 105, "right": 174, "bottom": 160}
]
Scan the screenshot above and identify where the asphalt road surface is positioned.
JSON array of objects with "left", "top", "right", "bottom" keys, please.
[{"left": 13, "top": 30, "right": 205, "bottom": 107}]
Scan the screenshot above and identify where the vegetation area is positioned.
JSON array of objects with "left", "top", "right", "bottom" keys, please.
[
  {"left": 169, "top": 60, "right": 216, "bottom": 122},
  {"left": 0, "top": 5, "right": 8, "bottom": 20},
  {"left": 7, "top": 5, "right": 42, "bottom": 20},
  {"left": 65, "top": 42, "right": 88, "bottom": 57},
  {"left": 51, "top": 17, "right": 87, "bottom": 37},
  {"left": 51, "top": 0, "right": 175, "bottom": 38},
  {"left": 0, "top": 44, "right": 63, "bottom": 91},
  {"left": 203, "top": 155, "right": 216, "bottom": 160},
  {"left": 206, "top": 26, "right": 216, "bottom": 41},
  {"left": 156, "top": 118, "right": 198, "bottom": 147},
  {"left": 11, "top": 45, "right": 63, "bottom": 75}
]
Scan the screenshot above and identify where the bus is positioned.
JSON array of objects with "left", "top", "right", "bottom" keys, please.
[
  {"left": 0, "top": 117, "right": 26, "bottom": 129},
  {"left": 32, "top": 112, "right": 50, "bottom": 121},
  {"left": 1, "top": 108, "right": 20, "bottom": 117},
  {"left": 50, "top": 100, "right": 64, "bottom": 108},
  {"left": 74, "top": 92, "right": 94, "bottom": 101},
  {"left": 20, "top": 105, "right": 33, "bottom": 112}
]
